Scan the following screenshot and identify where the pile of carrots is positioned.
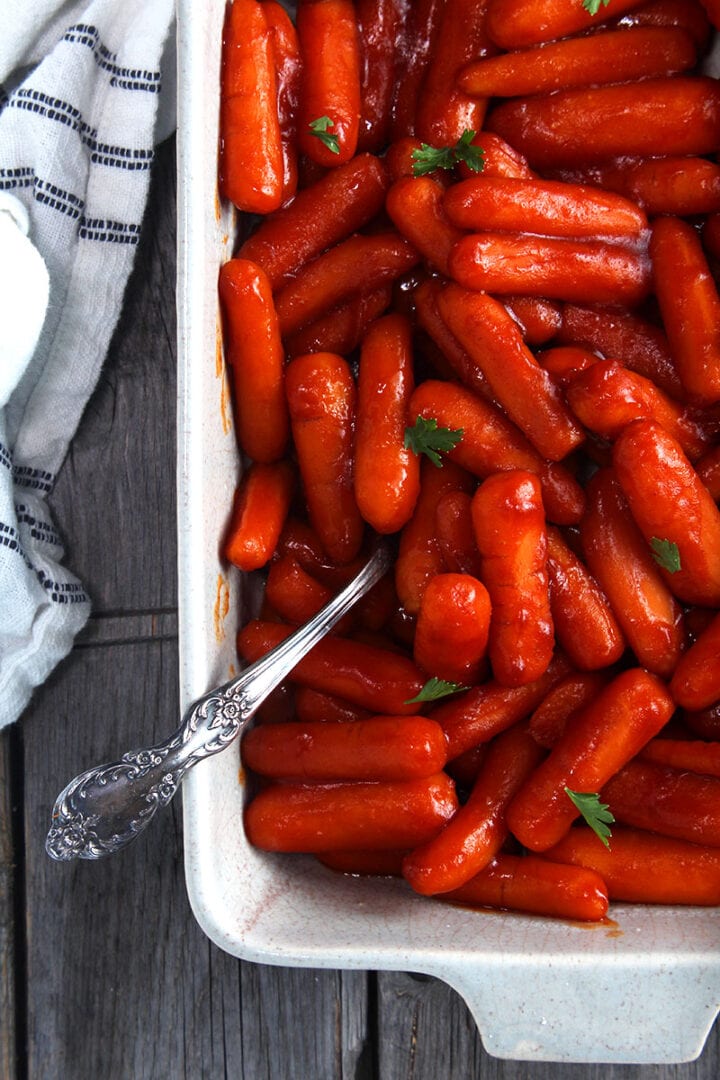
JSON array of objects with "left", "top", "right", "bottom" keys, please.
[{"left": 218, "top": 0, "right": 720, "bottom": 922}]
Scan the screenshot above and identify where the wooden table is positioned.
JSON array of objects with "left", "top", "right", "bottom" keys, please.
[{"left": 2, "top": 134, "right": 719, "bottom": 1079}]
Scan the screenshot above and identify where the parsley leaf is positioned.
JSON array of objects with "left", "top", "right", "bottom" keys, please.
[
  {"left": 565, "top": 788, "right": 615, "bottom": 848},
  {"left": 411, "top": 130, "right": 485, "bottom": 177},
  {"left": 405, "top": 678, "right": 470, "bottom": 704},
  {"left": 650, "top": 537, "right": 681, "bottom": 574},
  {"left": 582, "top": 0, "right": 610, "bottom": 14},
  {"left": 309, "top": 115, "right": 340, "bottom": 155},
  {"left": 404, "top": 415, "right": 464, "bottom": 467}
]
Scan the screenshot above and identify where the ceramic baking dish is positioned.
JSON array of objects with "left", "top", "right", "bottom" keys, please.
[{"left": 175, "top": 0, "right": 720, "bottom": 1062}]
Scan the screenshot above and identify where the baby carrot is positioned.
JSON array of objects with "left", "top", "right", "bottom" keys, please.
[
  {"left": 265, "top": 554, "right": 352, "bottom": 631},
  {"left": 390, "top": 0, "right": 444, "bottom": 139},
  {"left": 612, "top": 419, "right": 720, "bottom": 607},
  {"left": 245, "top": 772, "right": 458, "bottom": 852},
  {"left": 294, "top": 687, "right": 371, "bottom": 724},
  {"left": 356, "top": 0, "right": 407, "bottom": 153},
  {"left": 529, "top": 672, "right": 611, "bottom": 750},
  {"left": 219, "top": 0, "right": 283, "bottom": 213},
  {"left": 506, "top": 668, "right": 675, "bottom": 852},
  {"left": 284, "top": 286, "right": 393, "bottom": 360},
  {"left": 502, "top": 297, "right": 562, "bottom": 347},
  {"left": 264, "top": 1, "right": 302, "bottom": 204},
  {"left": 568, "top": 155, "right": 720, "bottom": 218},
  {"left": 485, "top": 0, "right": 646, "bottom": 48},
  {"left": 670, "top": 612, "right": 720, "bottom": 711},
  {"left": 537, "top": 346, "right": 598, "bottom": 390},
  {"left": 218, "top": 258, "right": 289, "bottom": 462},
  {"left": 640, "top": 738, "right": 720, "bottom": 779},
  {"left": 471, "top": 470, "right": 554, "bottom": 688},
  {"left": 413, "top": 279, "right": 494, "bottom": 403},
  {"left": 602, "top": 759, "right": 720, "bottom": 848},
  {"left": 224, "top": 461, "right": 295, "bottom": 572},
  {"left": 296, "top": 0, "right": 361, "bottom": 166},
  {"left": 386, "top": 175, "right": 466, "bottom": 277},
  {"left": 285, "top": 352, "right": 364, "bottom": 564},
  {"left": 413, "top": 573, "right": 491, "bottom": 685},
  {"left": 434, "top": 491, "right": 483, "bottom": 578}
]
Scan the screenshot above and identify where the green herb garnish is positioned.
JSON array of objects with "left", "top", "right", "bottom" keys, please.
[
  {"left": 582, "top": 0, "right": 611, "bottom": 14},
  {"left": 404, "top": 416, "right": 463, "bottom": 467},
  {"left": 565, "top": 788, "right": 615, "bottom": 848},
  {"left": 308, "top": 115, "right": 340, "bottom": 154},
  {"left": 650, "top": 537, "right": 682, "bottom": 574},
  {"left": 405, "top": 678, "right": 470, "bottom": 704},
  {"left": 411, "top": 130, "right": 485, "bottom": 177}
]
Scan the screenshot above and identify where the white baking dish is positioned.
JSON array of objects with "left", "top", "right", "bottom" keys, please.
[{"left": 175, "top": 0, "right": 720, "bottom": 1062}]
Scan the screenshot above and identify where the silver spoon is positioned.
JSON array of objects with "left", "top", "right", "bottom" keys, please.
[{"left": 46, "top": 542, "right": 393, "bottom": 861}]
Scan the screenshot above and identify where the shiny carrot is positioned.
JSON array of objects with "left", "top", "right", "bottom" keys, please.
[
  {"left": 620, "top": 0, "right": 712, "bottom": 49},
  {"left": 460, "top": 131, "right": 534, "bottom": 181},
  {"left": 580, "top": 467, "right": 685, "bottom": 679},
  {"left": 601, "top": 758, "right": 720, "bottom": 848},
  {"left": 413, "top": 573, "right": 491, "bottom": 685},
  {"left": 356, "top": 0, "right": 407, "bottom": 153},
  {"left": 218, "top": 258, "right": 289, "bottom": 462},
  {"left": 502, "top": 297, "right": 561, "bottom": 347},
  {"left": 545, "top": 525, "right": 625, "bottom": 672},
  {"left": 403, "top": 721, "right": 544, "bottom": 895},
  {"left": 436, "top": 285, "right": 584, "bottom": 462},
  {"left": 537, "top": 345, "right": 598, "bottom": 389},
  {"left": 386, "top": 175, "right": 465, "bottom": 277},
  {"left": 285, "top": 352, "right": 364, "bottom": 564},
  {"left": 443, "top": 176, "right": 648, "bottom": 240},
  {"left": 284, "top": 286, "right": 393, "bottom": 360},
  {"left": 640, "top": 738, "right": 720, "bottom": 779},
  {"left": 485, "top": 0, "right": 647, "bottom": 48},
  {"left": 442, "top": 853, "right": 609, "bottom": 922},
  {"left": 650, "top": 214, "right": 720, "bottom": 405},
  {"left": 431, "top": 652, "right": 573, "bottom": 760},
  {"left": 265, "top": 554, "right": 351, "bottom": 631},
  {"left": 529, "top": 672, "right": 611, "bottom": 750},
  {"left": 543, "top": 825, "right": 720, "bottom": 906},
  {"left": 612, "top": 419, "right": 720, "bottom": 607},
  {"left": 276, "top": 518, "right": 365, "bottom": 589},
  {"left": 670, "top": 612, "right": 720, "bottom": 711},
  {"left": 506, "top": 668, "right": 675, "bottom": 852},
  {"left": 486, "top": 77, "right": 720, "bottom": 169},
  {"left": 294, "top": 687, "right": 371, "bottom": 724},
  {"left": 413, "top": 279, "right": 494, "bottom": 403},
  {"left": 237, "top": 153, "right": 388, "bottom": 289},
  {"left": 390, "top": 0, "right": 444, "bottom": 139},
  {"left": 471, "top": 470, "right": 554, "bottom": 688},
  {"left": 242, "top": 714, "right": 448, "bottom": 782},
  {"left": 237, "top": 620, "right": 426, "bottom": 714},
  {"left": 408, "top": 378, "right": 585, "bottom": 525},
  {"left": 244, "top": 772, "right": 458, "bottom": 852},
  {"left": 449, "top": 232, "right": 651, "bottom": 307},
  {"left": 434, "top": 490, "right": 483, "bottom": 578},
  {"left": 296, "top": 0, "right": 361, "bottom": 166},
  {"left": 354, "top": 313, "right": 420, "bottom": 534},
  {"left": 565, "top": 155, "right": 720, "bottom": 218},
  {"left": 274, "top": 232, "right": 420, "bottom": 337},
  {"left": 264, "top": 1, "right": 302, "bottom": 203},
  {"left": 224, "top": 461, "right": 295, "bottom": 572},
  {"left": 219, "top": 0, "right": 283, "bottom": 213}
]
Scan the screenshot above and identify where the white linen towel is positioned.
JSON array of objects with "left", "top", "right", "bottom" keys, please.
[{"left": 0, "top": 0, "right": 176, "bottom": 727}]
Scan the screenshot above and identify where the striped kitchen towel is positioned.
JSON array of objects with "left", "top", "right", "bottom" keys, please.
[{"left": 0, "top": 0, "right": 175, "bottom": 727}]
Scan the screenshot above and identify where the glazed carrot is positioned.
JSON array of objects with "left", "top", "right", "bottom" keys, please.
[
  {"left": 413, "top": 279, "right": 494, "bottom": 403},
  {"left": 414, "top": 0, "right": 495, "bottom": 146},
  {"left": 237, "top": 620, "right": 426, "bottom": 714},
  {"left": 562, "top": 156, "right": 720, "bottom": 218},
  {"left": 545, "top": 526, "right": 625, "bottom": 672},
  {"left": 601, "top": 759, "right": 720, "bottom": 848},
  {"left": 223, "top": 461, "right": 295, "bottom": 572},
  {"left": 390, "top": 0, "right": 445, "bottom": 138},
  {"left": 296, "top": 0, "right": 361, "bottom": 166},
  {"left": 386, "top": 176, "right": 466, "bottom": 277},
  {"left": 294, "top": 687, "right": 371, "bottom": 724},
  {"left": 640, "top": 738, "right": 720, "bottom": 779},
  {"left": 537, "top": 345, "right": 599, "bottom": 390},
  {"left": 650, "top": 215, "right": 720, "bottom": 406},
  {"left": 284, "top": 286, "right": 392, "bottom": 359},
  {"left": 218, "top": 258, "right": 289, "bottom": 462},
  {"left": 219, "top": 0, "right": 283, "bottom": 213},
  {"left": 431, "top": 652, "right": 573, "bottom": 761},
  {"left": 285, "top": 352, "right": 364, "bottom": 564},
  {"left": 485, "top": 0, "right": 646, "bottom": 48},
  {"left": 436, "top": 285, "right": 585, "bottom": 462},
  {"left": 471, "top": 470, "right": 554, "bottom": 688},
  {"left": 696, "top": 444, "right": 720, "bottom": 502},
  {"left": 445, "top": 744, "right": 488, "bottom": 788},
  {"left": 356, "top": 0, "right": 407, "bottom": 153},
  {"left": 264, "top": 554, "right": 352, "bottom": 631},
  {"left": 242, "top": 714, "right": 448, "bottom": 782},
  {"left": 276, "top": 518, "right": 366, "bottom": 589},
  {"left": 506, "top": 668, "right": 675, "bottom": 852},
  {"left": 434, "top": 491, "right": 483, "bottom": 578},
  {"left": 443, "top": 176, "right": 648, "bottom": 240},
  {"left": 244, "top": 772, "right": 458, "bottom": 852},
  {"left": 237, "top": 153, "right": 389, "bottom": 289},
  {"left": 669, "top": 612, "right": 720, "bottom": 711},
  {"left": 354, "top": 313, "right": 420, "bottom": 534},
  {"left": 565, "top": 360, "right": 715, "bottom": 461},
  {"left": 317, "top": 849, "right": 406, "bottom": 875},
  {"left": 529, "top": 672, "right": 611, "bottom": 750},
  {"left": 395, "top": 457, "right": 474, "bottom": 614},
  {"left": 613, "top": 419, "right": 720, "bottom": 607},
  {"left": 442, "top": 853, "right": 609, "bottom": 922},
  {"left": 403, "top": 722, "right": 544, "bottom": 895},
  {"left": 408, "top": 379, "right": 585, "bottom": 525},
  {"left": 413, "top": 573, "right": 491, "bottom": 685},
  {"left": 459, "top": 131, "right": 534, "bottom": 181},
  {"left": 502, "top": 297, "right": 561, "bottom": 347},
  {"left": 556, "top": 303, "right": 684, "bottom": 401},
  {"left": 486, "top": 77, "right": 720, "bottom": 170},
  {"left": 264, "top": 1, "right": 302, "bottom": 203},
  {"left": 580, "top": 468, "right": 685, "bottom": 679},
  {"left": 620, "top": 0, "right": 712, "bottom": 50},
  {"left": 543, "top": 825, "right": 720, "bottom": 906},
  {"left": 448, "top": 232, "right": 651, "bottom": 307},
  {"left": 274, "top": 232, "right": 420, "bottom": 337}
]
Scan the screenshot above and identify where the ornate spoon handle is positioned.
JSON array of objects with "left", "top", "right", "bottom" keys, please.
[{"left": 46, "top": 542, "right": 393, "bottom": 861}]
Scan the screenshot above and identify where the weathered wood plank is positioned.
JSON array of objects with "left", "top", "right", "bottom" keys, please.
[{"left": 0, "top": 730, "right": 17, "bottom": 1080}]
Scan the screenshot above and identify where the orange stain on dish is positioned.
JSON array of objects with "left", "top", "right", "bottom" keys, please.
[{"left": 214, "top": 572, "right": 231, "bottom": 642}]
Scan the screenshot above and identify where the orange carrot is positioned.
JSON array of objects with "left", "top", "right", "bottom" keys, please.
[
  {"left": 640, "top": 738, "right": 720, "bottom": 779},
  {"left": 294, "top": 687, "right": 372, "bottom": 724},
  {"left": 434, "top": 490, "right": 483, "bottom": 578},
  {"left": 413, "top": 573, "right": 491, "bottom": 685},
  {"left": 601, "top": 758, "right": 720, "bottom": 848},
  {"left": 485, "top": 0, "right": 647, "bottom": 48},
  {"left": 386, "top": 175, "right": 466, "bottom": 277},
  {"left": 529, "top": 672, "right": 611, "bottom": 750},
  {"left": 224, "top": 461, "right": 295, "bottom": 572},
  {"left": 356, "top": 0, "right": 408, "bottom": 153},
  {"left": 284, "top": 286, "right": 392, "bottom": 359},
  {"left": 501, "top": 297, "right": 562, "bottom": 346},
  {"left": 264, "top": 1, "right": 302, "bottom": 203},
  {"left": 670, "top": 612, "right": 720, "bottom": 711}
]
